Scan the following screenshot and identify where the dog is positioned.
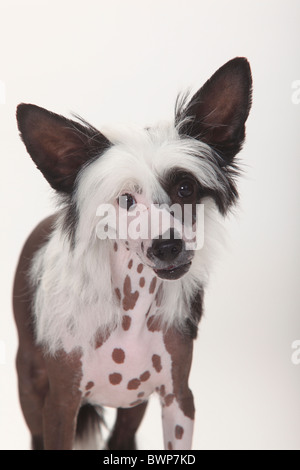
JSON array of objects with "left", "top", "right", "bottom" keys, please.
[{"left": 13, "top": 57, "right": 252, "bottom": 450}]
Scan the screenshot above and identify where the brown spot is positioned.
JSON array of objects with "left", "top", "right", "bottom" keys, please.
[
  {"left": 85, "top": 381, "right": 94, "bottom": 391},
  {"left": 165, "top": 394, "right": 175, "bottom": 406},
  {"left": 155, "top": 283, "right": 163, "bottom": 307},
  {"left": 95, "top": 335, "right": 105, "bottom": 349},
  {"left": 112, "top": 348, "right": 125, "bottom": 364},
  {"left": 122, "top": 315, "right": 131, "bottom": 331},
  {"left": 122, "top": 275, "right": 139, "bottom": 311},
  {"left": 147, "top": 315, "right": 161, "bottom": 332},
  {"left": 84, "top": 391, "right": 91, "bottom": 397},
  {"left": 175, "top": 425, "right": 184, "bottom": 440},
  {"left": 137, "top": 263, "right": 143, "bottom": 273},
  {"left": 115, "top": 288, "right": 121, "bottom": 303},
  {"left": 159, "top": 385, "right": 166, "bottom": 397},
  {"left": 149, "top": 276, "right": 157, "bottom": 294},
  {"left": 188, "top": 289, "right": 204, "bottom": 339},
  {"left": 139, "top": 277, "right": 145, "bottom": 288},
  {"left": 109, "top": 373, "right": 122, "bottom": 385},
  {"left": 145, "top": 306, "right": 151, "bottom": 317},
  {"left": 130, "top": 399, "right": 143, "bottom": 407},
  {"left": 128, "top": 259, "right": 133, "bottom": 269},
  {"left": 152, "top": 354, "right": 162, "bottom": 373},
  {"left": 168, "top": 441, "right": 173, "bottom": 450},
  {"left": 114, "top": 242, "right": 118, "bottom": 252},
  {"left": 94, "top": 328, "right": 111, "bottom": 349},
  {"left": 127, "top": 378, "right": 141, "bottom": 390},
  {"left": 139, "top": 371, "right": 150, "bottom": 382},
  {"left": 138, "top": 392, "right": 145, "bottom": 398}
]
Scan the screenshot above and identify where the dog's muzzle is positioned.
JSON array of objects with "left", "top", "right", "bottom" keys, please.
[{"left": 147, "top": 229, "right": 193, "bottom": 280}]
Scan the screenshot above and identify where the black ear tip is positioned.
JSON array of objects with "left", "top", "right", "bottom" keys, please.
[
  {"left": 228, "top": 57, "right": 252, "bottom": 80},
  {"left": 228, "top": 56, "right": 250, "bottom": 66},
  {"left": 16, "top": 103, "right": 47, "bottom": 133},
  {"left": 16, "top": 103, "right": 27, "bottom": 131},
  {"left": 16, "top": 103, "right": 43, "bottom": 116},
  {"left": 16, "top": 103, "right": 34, "bottom": 127},
  {"left": 17, "top": 102, "right": 32, "bottom": 113},
  {"left": 16, "top": 102, "right": 27, "bottom": 118},
  {"left": 231, "top": 56, "right": 249, "bottom": 63}
]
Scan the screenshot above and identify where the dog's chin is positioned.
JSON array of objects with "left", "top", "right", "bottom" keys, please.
[{"left": 153, "top": 262, "right": 192, "bottom": 280}]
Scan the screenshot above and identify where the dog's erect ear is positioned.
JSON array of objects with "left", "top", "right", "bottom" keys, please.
[
  {"left": 176, "top": 57, "right": 252, "bottom": 163},
  {"left": 17, "top": 104, "right": 110, "bottom": 193}
]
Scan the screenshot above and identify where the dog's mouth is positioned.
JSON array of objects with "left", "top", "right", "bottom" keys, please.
[{"left": 153, "top": 262, "right": 192, "bottom": 280}]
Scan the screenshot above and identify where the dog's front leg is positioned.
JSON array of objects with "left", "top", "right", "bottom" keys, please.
[
  {"left": 161, "top": 388, "right": 195, "bottom": 450},
  {"left": 43, "top": 349, "right": 83, "bottom": 450},
  {"left": 162, "top": 329, "right": 195, "bottom": 450},
  {"left": 107, "top": 401, "right": 148, "bottom": 450}
]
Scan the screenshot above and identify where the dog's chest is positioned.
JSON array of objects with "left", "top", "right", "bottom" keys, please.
[
  {"left": 79, "top": 321, "right": 172, "bottom": 409},
  {"left": 79, "top": 247, "right": 173, "bottom": 409}
]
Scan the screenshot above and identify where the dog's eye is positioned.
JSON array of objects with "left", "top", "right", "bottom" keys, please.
[
  {"left": 118, "top": 193, "right": 136, "bottom": 211},
  {"left": 177, "top": 180, "right": 194, "bottom": 198}
]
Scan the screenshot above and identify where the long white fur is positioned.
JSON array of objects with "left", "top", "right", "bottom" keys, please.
[{"left": 30, "top": 122, "right": 226, "bottom": 355}]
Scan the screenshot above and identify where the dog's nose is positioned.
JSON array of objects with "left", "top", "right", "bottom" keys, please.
[
  {"left": 152, "top": 238, "right": 183, "bottom": 262},
  {"left": 148, "top": 231, "right": 183, "bottom": 263}
]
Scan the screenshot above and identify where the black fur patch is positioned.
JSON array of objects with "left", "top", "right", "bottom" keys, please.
[
  {"left": 185, "top": 288, "right": 204, "bottom": 339},
  {"left": 161, "top": 166, "right": 239, "bottom": 216},
  {"left": 61, "top": 195, "right": 79, "bottom": 248}
]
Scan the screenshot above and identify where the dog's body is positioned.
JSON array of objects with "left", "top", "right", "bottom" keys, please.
[{"left": 13, "top": 58, "right": 252, "bottom": 450}]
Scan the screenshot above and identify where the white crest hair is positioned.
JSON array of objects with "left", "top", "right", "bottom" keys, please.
[{"left": 30, "top": 122, "right": 230, "bottom": 355}]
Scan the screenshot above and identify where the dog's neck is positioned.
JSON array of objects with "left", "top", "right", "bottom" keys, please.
[{"left": 110, "top": 241, "right": 163, "bottom": 330}]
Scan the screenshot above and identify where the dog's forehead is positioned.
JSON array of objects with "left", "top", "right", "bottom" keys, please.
[
  {"left": 99, "top": 123, "right": 182, "bottom": 200},
  {"left": 100, "top": 122, "right": 217, "bottom": 190},
  {"left": 79, "top": 121, "right": 219, "bottom": 213},
  {"left": 101, "top": 121, "right": 177, "bottom": 149}
]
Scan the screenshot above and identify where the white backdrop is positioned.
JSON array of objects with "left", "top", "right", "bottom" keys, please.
[{"left": 0, "top": 0, "right": 299, "bottom": 450}]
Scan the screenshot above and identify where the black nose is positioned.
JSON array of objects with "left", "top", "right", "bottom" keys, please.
[{"left": 148, "top": 233, "right": 183, "bottom": 263}]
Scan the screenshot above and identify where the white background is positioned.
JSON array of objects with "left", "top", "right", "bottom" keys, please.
[{"left": 0, "top": 0, "right": 299, "bottom": 450}]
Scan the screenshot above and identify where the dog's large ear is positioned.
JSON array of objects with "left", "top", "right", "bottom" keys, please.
[
  {"left": 176, "top": 57, "right": 252, "bottom": 164},
  {"left": 17, "top": 104, "right": 110, "bottom": 193}
]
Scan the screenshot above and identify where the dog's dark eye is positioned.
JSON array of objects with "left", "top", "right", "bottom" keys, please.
[
  {"left": 177, "top": 180, "right": 194, "bottom": 198},
  {"left": 118, "top": 193, "right": 136, "bottom": 211}
]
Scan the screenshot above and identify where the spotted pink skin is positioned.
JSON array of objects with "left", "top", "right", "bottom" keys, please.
[
  {"left": 78, "top": 241, "right": 194, "bottom": 450},
  {"left": 12, "top": 209, "right": 195, "bottom": 451}
]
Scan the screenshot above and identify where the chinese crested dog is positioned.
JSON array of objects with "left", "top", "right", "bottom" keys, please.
[{"left": 13, "top": 57, "right": 252, "bottom": 450}]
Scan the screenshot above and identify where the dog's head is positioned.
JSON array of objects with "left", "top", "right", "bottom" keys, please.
[{"left": 17, "top": 58, "right": 252, "bottom": 282}]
